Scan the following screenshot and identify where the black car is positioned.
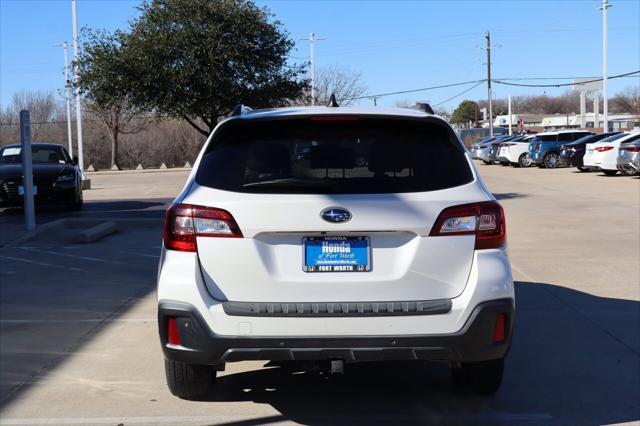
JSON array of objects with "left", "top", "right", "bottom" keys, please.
[
  {"left": 558, "top": 132, "right": 622, "bottom": 171},
  {"left": 0, "top": 143, "right": 83, "bottom": 210}
]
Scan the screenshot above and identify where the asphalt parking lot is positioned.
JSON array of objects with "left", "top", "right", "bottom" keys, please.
[{"left": 0, "top": 165, "right": 638, "bottom": 425}]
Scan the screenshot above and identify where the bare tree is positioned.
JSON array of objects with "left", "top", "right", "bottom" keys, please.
[
  {"left": 85, "top": 101, "right": 147, "bottom": 168},
  {"left": 297, "top": 66, "right": 367, "bottom": 106},
  {"left": 610, "top": 86, "right": 640, "bottom": 114}
]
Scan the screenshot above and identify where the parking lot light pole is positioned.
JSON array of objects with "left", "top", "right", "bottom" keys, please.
[
  {"left": 54, "top": 42, "right": 73, "bottom": 157},
  {"left": 599, "top": 0, "right": 613, "bottom": 132},
  {"left": 20, "top": 111, "right": 36, "bottom": 231},
  {"left": 72, "top": 0, "right": 86, "bottom": 181}
]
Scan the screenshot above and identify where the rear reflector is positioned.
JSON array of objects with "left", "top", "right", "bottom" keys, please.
[
  {"left": 595, "top": 146, "right": 614, "bottom": 152},
  {"left": 493, "top": 313, "right": 506, "bottom": 342},
  {"left": 429, "top": 201, "right": 506, "bottom": 250},
  {"left": 535, "top": 143, "right": 541, "bottom": 152},
  {"left": 167, "top": 317, "right": 181, "bottom": 345},
  {"left": 164, "top": 203, "right": 243, "bottom": 252}
]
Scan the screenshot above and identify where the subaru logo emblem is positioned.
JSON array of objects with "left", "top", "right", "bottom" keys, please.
[{"left": 321, "top": 208, "right": 352, "bottom": 223}]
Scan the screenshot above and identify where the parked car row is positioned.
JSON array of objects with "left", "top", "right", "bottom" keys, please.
[{"left": 470, "top": 129, "right": 640, "bottom": 176}]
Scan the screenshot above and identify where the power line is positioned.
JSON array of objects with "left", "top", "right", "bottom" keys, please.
[
  {"left": 344, "top": 79, "right": 486, "bottom": 102},
  {"left": 493, "top": 70, "right": 639, "bottom": 88},
  {"left": 432, "top": 81, "right": 486, "bottom": 107}
]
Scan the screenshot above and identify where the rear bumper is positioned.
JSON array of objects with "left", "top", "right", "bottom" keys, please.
[{"left": 158, "top": 298, "right": 515, "bottom": 365}]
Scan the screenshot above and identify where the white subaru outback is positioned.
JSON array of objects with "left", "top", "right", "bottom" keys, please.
[{"left": 157, "top": 105, "right": 515, "bottom": 399}]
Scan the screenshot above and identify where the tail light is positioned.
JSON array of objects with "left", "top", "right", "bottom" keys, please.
[
  {"left": 429, "top": 201, "right": 506, "bottom": 250},
  {"left": 535, "top": 143, "right": 541, "bottom": 152},
  {"left": 167, "top": 317, "right": 181, "bottom": 345},
  {"left": 595, "top": 146, "right": 614, "bottom": 152},
  {"left": 622, "top": 146, "right": 640, "bottom": 152},
  {"left": 163, "top": 203, "right": 243, "bottom": 252}
]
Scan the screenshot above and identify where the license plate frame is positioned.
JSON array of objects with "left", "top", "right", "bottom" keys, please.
[{"left": 302, "top": 236, "right": 371, "bottom": 273}]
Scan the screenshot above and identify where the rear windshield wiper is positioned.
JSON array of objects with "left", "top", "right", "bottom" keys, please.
[{"left": 243, "top": 178, "right": 334, "bottom": 188}]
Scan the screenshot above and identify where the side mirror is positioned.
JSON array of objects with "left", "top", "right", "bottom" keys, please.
[{"left": 72, "top": 155, "right": 78, "bottom": 166}]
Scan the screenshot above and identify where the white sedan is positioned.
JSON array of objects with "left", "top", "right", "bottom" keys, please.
[
  {"left": 584, "top": 132, "right": 637, "bottom": 175},
  {"left": 497, "top": 135, "right": 535, "bottom": 167}
]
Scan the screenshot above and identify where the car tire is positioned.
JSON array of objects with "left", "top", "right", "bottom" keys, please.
[
  {"left": 577, "top": 166, "right": 588, "bottom": 172},
  {"left": 517, "top": 154, "right": 531, "bottom": 168},
  {"left": 482, "top": 160, "right": 492, "bottom": 165},
  {"left": 619, "top": 168, "right": 634, "bottom": 176},
  {"left": 602, "top": 170, "right": 618, "bottom": 176},
  {"left": 542, "top": 152, "right": 560, "bottom": 169},
  {"left": 165, "top": 359, "right": 215, "bottom": 400},
  {"left": 451, "top": 358, "right": 504, "bottom": 395}
]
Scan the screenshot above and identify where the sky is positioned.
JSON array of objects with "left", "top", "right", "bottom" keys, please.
[{"left": 1, "top": 0, "right": 639, "bottom": 111}]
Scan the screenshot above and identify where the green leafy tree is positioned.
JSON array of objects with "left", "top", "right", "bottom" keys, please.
[
  {"left": 76, "top": 29, "right": 146, "bottom": 168},
  {"left": 451, "top": 100, "right": 479, "bottom": 126},
  {"left": 124, "top": 0, "right": 308, "bottom": 136}
]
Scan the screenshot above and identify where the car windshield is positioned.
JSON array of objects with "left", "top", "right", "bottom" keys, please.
[
  {"left": 196, "top": 117, "right": 474, "bottom": 194},
  {"left": 531, "top": 135, "right": 557, "bottom": 143},
  {"left": 0, "top": 146, "right": 69, "bottom": 164},
  {"left": 599, "top": 133, "right": 629, "bottom": 144}
]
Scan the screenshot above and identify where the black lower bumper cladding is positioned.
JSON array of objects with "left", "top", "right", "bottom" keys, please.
[{"left": 158, "top": 299, "right": 514, "bottom": 365}]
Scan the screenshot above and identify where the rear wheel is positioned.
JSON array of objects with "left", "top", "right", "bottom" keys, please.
[
  {"left": 517, "top": 153, "right": 532, "bottom": 168},
  {"left": 451, "top": 358, "right": 504, "bottom": 395},
  {"left": 602, "top": 170, "right": 618, "bottom": 176},
  {"left": 165, "top": 359, "right": 215, "bottom": 399},
  {"left": 619, "top": 168, "right": 634, "bottom": 176},
  {"left": 542, "top": 152, "right": 560, "bottom": 169}
]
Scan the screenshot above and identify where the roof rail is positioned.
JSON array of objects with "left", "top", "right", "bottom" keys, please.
[
  {"left": 229, "top": 104, "right": 253, "bottom": 117},
  {"left": 327, "top": 93, "right": 339, "bottom": 108},
  {"left": 414, "top": 102, "right": 434, "bottom": 114}
]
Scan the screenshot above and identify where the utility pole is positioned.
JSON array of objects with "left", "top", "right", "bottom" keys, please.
[
  {"left": 72, "top": 0, "right": 86, "bottom": 182},
  {"left": 485, "top": 32, "right": 493, "bottom": 137},
  {"left": 300, "top": 33, "right": 324, "bottom": 106},
  {"left": 54, "top": 42, "right": 73, "bottom": 157},
  {"left": 599, "top": 0, "right": 613, "bottom": 132}
]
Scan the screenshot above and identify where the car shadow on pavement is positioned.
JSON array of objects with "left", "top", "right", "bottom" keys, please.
[
  {"left": 492, "top": 192, "right": 527, "bottom": 200},
  {"left": 202, "top": 281, "right": 639, "bottom": 426}
]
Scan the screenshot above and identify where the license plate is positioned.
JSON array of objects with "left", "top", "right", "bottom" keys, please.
[
  {"left": 303, "top": 236, "right": 370, "bottom": 272},
  {"left": 18, "top": 185, "right": 37, "bottom": 195},
  {"left": 500, "top": 147, "right": 507, "bottom": 155}
]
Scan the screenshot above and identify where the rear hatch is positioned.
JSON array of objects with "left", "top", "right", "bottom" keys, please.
[{"left": 185, "top": 115, "right": 489, "bottom": 303}]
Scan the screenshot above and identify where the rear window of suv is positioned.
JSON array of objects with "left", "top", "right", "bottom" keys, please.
[{"left": 195, "top": 117, "right": 473, "bottom": 194}]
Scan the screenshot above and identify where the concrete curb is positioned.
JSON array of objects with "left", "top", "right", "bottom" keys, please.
[
  {"left": 74, "top": 221, "right": 118, "bottom": 244},
  {"left": 86, "top": 167, "right": 191, "bottom": 176},
  {"left": 2, "top": 219, "right": 68, "bottom": 248}
]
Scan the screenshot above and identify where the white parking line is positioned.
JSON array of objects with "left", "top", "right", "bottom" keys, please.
[
  {"left": 0, "top": 255, "right": 87, "bottom": 272},
  {"left": 17, "top": 247, "right": 128, "bottom": 266}
]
